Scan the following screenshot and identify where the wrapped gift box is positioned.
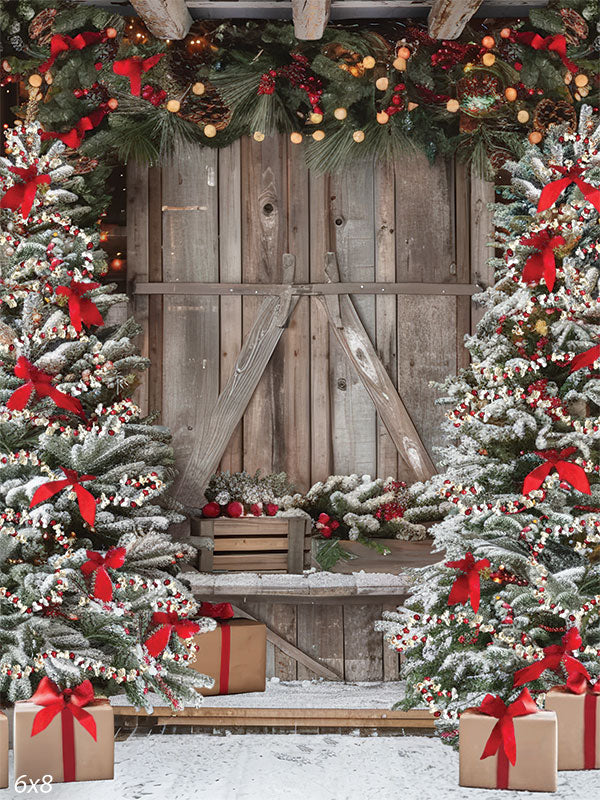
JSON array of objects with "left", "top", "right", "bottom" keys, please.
[
  {"left": 191, "top": 618, "right": 266, "bottom": 695},
  {"left": 546, "top": 687, "right": 600, "bottom": 770},
  {"left": 0, "top": 710, "right": 7, "bottom": 788},
  {"left": 459, "top": 708, "right": 557, "bottom": 792},
  {"left": 14, "top": 698, "right": 114, "bottom": 784}
]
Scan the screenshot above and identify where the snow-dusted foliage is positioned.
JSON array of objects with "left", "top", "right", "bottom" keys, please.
[{"left": 377, "top": 107, "right": 600, "bottom": 737}]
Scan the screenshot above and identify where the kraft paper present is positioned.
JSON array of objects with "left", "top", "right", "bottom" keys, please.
[
  {"left": 459, "top": 708, "right": 557, "bottom": 792},
  {"left": 191, "top": 618, "right": 266, "bottom": 695},
  {"left": 13, "top": 698, "right": 114, "bottom": 784},
  {"left": 0, "top": 711, "right": 7, "bottom": 788},
  {"left": 546, "top": 687, "right": 600, "bottom": 770}
]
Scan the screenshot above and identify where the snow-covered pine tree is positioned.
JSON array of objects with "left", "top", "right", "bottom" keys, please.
[
  {"left": 377, "top": 106, "right": 600, "bottom": 734},
  {"left": 0, "top": 118, "right": 215, "bottom": 709}
]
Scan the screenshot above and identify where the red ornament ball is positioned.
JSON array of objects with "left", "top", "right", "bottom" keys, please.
[
  {"left": 265, "top": 503, "right": 279, "bottom": 516},
  {"left": 110, "top": 257, "right": 126, "bottom": 272},
  {"left": 201, "top": 501, "right": 221, "bottom": 518},
  {"left": 226, "top": 501, "right": 244, "bottom": 518}
]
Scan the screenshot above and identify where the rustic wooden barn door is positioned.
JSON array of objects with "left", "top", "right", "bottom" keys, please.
[{"left": 127, "top": 138, "right": 494, "bottom": 509}]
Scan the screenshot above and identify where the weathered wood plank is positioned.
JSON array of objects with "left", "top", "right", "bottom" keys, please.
[
  {"left": 428, "top": 0, "right": 483, "bottom": 39},
  {"left": 291, "top": 0, "right": 331, "bottom": 40},
  {"left": 382, "top": 600, "right": 400, "bottom": 681},
  {"left": 147, "top": 166, "right": 164, "bottom": 421},
  {"left": 470, "top": 176, "right": 495, "bottom": 333},
  {"left": 287, "top": 517, "right": 307, "bottom": 574},
  {"left": 343, "top": 604, "right": 384, "bottom": 681},
  {"left": 297, "top": 605, "right": 344, "bottom": 680},
  {"left": 455, "top": 160, "right": 471, "bottom": 371},
  {"left": 243, "top": 602, "right": 297, "bottom": 680},
  {"left": 129, "top": 0, "right": 192, "bottom": 39}
]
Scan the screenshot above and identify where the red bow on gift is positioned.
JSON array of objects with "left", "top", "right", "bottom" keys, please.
[
  {"left": 520, "top": 230, "right": 565, "bottom": 292},
  {"left": 479, "top": 688, "right": 538, "bottom": 767},
  {"left": 112, "top": 54, "right": 163, "bottom": 96},
  {"left": 39, "top": 32, "right": 106, "bottom": 73},
  {"left": 7, "top": 356, "right": 84, "bottom": 418},
  {"left": 514, "top": 627, "right": 590, "bottom": 687},
  {"left": 564, "top": 673, "right": 600, "bottom": 695},
  {"left": 198, "top": 601, "right": 234, "bottom": 619},
  {"left": 144, "top": 610, "right": 200, "bottom": 657},
  {"left": 55, "top": 280, "right": 103, "bottom": 332},
  {"left": 570, "top": 344, "right": 600, "bottom": 374},
  {"left": 30, "top": 677, "right": 97, "bottom": 783},
  {"left": 30, "top": 467, "right": 97, "bottom": 527},
  {"left": 41, "top": 108, "right": 107, "bottom": 150},
  {"left": 445, "top": 552, "right": 490, "bottom": 613},
  {"left": 513, "top": 32, "right": 578, "bottom": 74},
  {"left": 538, "top": 166, "right": 600, "bottom": 214},
  {"left": 81, "top": 547, "right": 126, "bottom": 601},
  {"left": 522, "top": 447, "right": 591, "bottom": 496},
  {"left": 0, "top": 166, "right": 50, "bottom": 219}
]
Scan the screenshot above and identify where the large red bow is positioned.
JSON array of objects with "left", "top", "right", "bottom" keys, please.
[
  {"left": 144, "top": 610, "right": 200, "bottom": 657},
  {"left": 198, "top": 601, "right": 235, "bottom": 619},
  {"left": 30, "top": 467, "right": 97, "bottom": 527},
  {"left": 564, "top": 673, "right": 600, "bottom": 695},
  {"left": 479, "top": 688, "right": 538, "bottom": 766},
  {"left": 538, "top": 166, "right": 600, "bottom": 214},
  {"left": 112, "top": 54, "right": 164, "bottom": 96},
  {"left": 570, "top": 344, "right": 600, "bottom": 373},
  {"left": 39, "top": 32, "right": 106, "bottom": 73},
  {"left": 81, "top": 547, "right": 126, "bottom": 601},
  {"left": 55, "top": 280, "right": 103, "bottom": 332},
  {"left": 41, "top": 108, "right": 107, "bottom": 150},
  {"left": 522, "top": 447, "right": 591, "bottom": 496},
  {"left": 513, "top": 32, "right": 578, "bottom": 73},
  {"left": 520, "top": 230, "right": 565, "bottom": 292},
  {"left": 0, "top": 166, "right": 51, "bottom": 219},
  {"left": 514, "top": 627, "right": 590, "bottom": 687},
  {"left": 445, "top": 552, "right": 490, "bottom": 613},
  {"left": 7, "top": 356, "right": 84, "bottom": 418}
]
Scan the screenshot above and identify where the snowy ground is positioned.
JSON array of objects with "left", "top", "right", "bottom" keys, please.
[{"left": 5, "top": 731, "right": 598, "bottom": 800}]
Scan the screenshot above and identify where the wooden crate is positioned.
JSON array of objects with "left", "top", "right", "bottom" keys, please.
[
  {"left": 197, "top": 517, "right": 309, "bottom": 573},
  {"left": 311, "top": 537, "right": 443, "bottom": 574}
]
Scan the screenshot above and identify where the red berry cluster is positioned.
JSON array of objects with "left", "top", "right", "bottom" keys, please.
[
  {"left": 430, "top": 41, "right": 480, "bottom": 70},
  {"left": 257, "top": 54, "right": 323, "bottom": 116},
  {"left": 141, "top": 84, "right": 167, "bottom": 106},
  {"left": 315, "top": 512, "right": 340, "bottom": 538}
]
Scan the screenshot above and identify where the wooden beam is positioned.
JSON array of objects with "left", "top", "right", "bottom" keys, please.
[
  {"left": 291, "top": 0, "right": 330, "bottom": 39},
  {"left": 134, "top": 281, "right": 481, "bottom": 296},
  {"left": 129, "top": 0, "right": 192, "bottom": 39},
  {"left": 428, "top": 0, "right": 484, "bottom": 38}
]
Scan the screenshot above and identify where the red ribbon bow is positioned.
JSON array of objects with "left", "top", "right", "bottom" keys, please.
[
  {"left": 0, "top": 166, "right": 51, "bottom": 219},
  {"left": 112, "top": 54, "right": 164, "bottom": 96},
  {"left": 144, "top": 610, "right": 200, "bottom": 657},
  {"left": 522, "top": 447, "right": 591, "bottom": 496},
  {"left": 30, "top": 677, "right": 97, "bottom": 783},
  {"left": 514, "top": 627, "right": 590, "bottom": 687},
  {"left": 445, "top": 552, "right": 490, "bottom": 613},
  {"left": 81, "top": 547, "right": 126, "bottom": 601},
  {"left": 30, "top": 467, "right": 97, "bottom": 527},
  {"left": 570, "top": 344, "right": 600, "bottom": 373},
  {"left": 538, "top": 166, "right": 600, "bottom": 214},
  {"left": 55, "top": 280, "right": 104, "bottom": 332},
  {"left": 7, "top": 356, "right": 84, "bottom": 418},
  {"left": 564, "top": 673, "right": 600, "bottom": 695},
  {"left": 479, "top": 688, "right": 538, "bottom": 781},
  {"left": 520, "top": 230, "right": 565, "bottom": 292},
  {"left": 198, "top": 601, "right": 235, "bottom": 620},
  {"left": 39, "top": 32, "right": 106, "bottom": 73},
  {"left": 41, "top": 108, "right": 107, "bottom": 150},
  {"left": 513, "top": 32, "right": 579, "bottom": 74}
]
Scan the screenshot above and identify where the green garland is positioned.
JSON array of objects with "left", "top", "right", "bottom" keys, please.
[{"left": 1, "top": 0, "right": 598, "bottom": 183}]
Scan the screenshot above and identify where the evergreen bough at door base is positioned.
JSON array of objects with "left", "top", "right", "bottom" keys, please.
[
  {"left": 377, "top": 105, "right": 600, "bottom": 738},
  {"left": 0, "top": 120, "right": 215, "bottom": 709}
]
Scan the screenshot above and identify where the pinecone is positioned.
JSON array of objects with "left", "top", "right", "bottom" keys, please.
[
  {"left": 167, "top": 36, "right": 215, "bottom": 89},
  {"left": 560, "top": 8, "right": 588, "bottom": 46},
  {"left": 178, "top": 85, "right": 230, "bottom": 131},
  {"left": 72, "top": 156, "right": 100, "bottom": 175},
  {"left": 28, "top": 9, "right": 57, "bottom": 46},
  {"left": 533, "top": 99, "right": 577, "bottom": 133}
]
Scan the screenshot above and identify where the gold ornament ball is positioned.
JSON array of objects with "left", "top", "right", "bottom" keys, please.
[
  {"left": 446, "top": 98, "right": 460, "bottom": 113},
  {"left": 529, "top": 131, "right": 543, "bottom": 145},
  {"left": 107, "top": 98, "right": 119, "bottom": 110},
  {"left": 397, "top": 46, "right": 411, "bottom": 60},
  {"left": 375, "top": 77, "right": 389, "bottom": 91},
  {"left": 362, "top": 56, "right": 376, "bottom": 69},
  {"left": 253, "top": 131, "right": 265, "bottom": 142},
  {"left": 106, "top": 27, "right": 118, "bottom": 39},
  {"left": 376, "top": 111, "right": 389, "bottom": 124},
  {"left": 393, "top": 57, "right": 407, "bottom": 71},
  {"left": 352, "top": 130, "right": 365, "bottom": 143},
  {"left": 204, "top": 124, "right": 217, "bottom": 138},
  {"left": 574, "top": 73, "right": 588, "bottom": 88},
  {"left": 333, "top": 107, "right": 347, "bottom": 120},
  {"left": 312, "top": 129, "right": 325, "bottom": 141},
  {"left": 310, "top": 112, "right": 323, "bottom": 124},
  {"left": 166, "top": 99, "right": 181, "bottom": 113},
  {"left": 500, "top": 27, "right": 511, "bottom": 39},
  {"left": 482, "top": 53, "right": 496, "bottom": 67},
  {"left": 28, "top": 74, "right": 42, "bottom": 88},
  {"left": 517, "top": 109, "right": 530, "bottom": 124},
  {"left": 192, "top": 82, "right": 205, "bottom": 96},
  {"left": 504, "top": 87, "right": 517, "bottom": 102},
  {"left": 290, "top": 132, "right": 303, "bottom": 144},
  {"left": 482, "top": 35, "right": 495, "bottom": 49}
]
